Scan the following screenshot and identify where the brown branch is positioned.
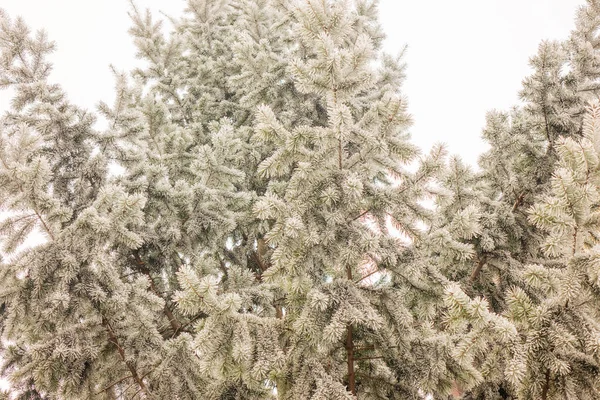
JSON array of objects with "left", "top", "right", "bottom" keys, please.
[
  {"left": 541, "top": 369, "right": 551, "bottom": 400},
  {"left": 511, "top": 191, "right": 526, "bottom": 212},
  {"left": 275, "top": 306, "right": 284, "bottom": 319},
  {"left": 217, "top": 258, "right": 229, "bottom": 280},
  {"left": 572, "top": 226, "right": 578, "bottom": 257},
  {"left": 95, "top": 375, "right": 133, "bottom": 394},
  {"left": 8, "top": 213, "right": 36, "bottom": 224},
  {"left": 33, "top": 208, "right": 55, "bottom": 241},
  {"left": 345, "top": 263, "right": 356, "bottom": 396},
  {"left": 354, "top": 345, "right": 399, "bottom": 352},
  {"left": 102, "top": 317, "right": 153, "bottom": 399},
  {"left": 273, "top": 295, "right": 286, "bottom": 319},
  {"left": 543, "top": 107, "right": 554, "bottom": 152},
  {"left": 347, "top": 209, "right": 371, "bottom": 224},
  {"left": 249, "top": 238, "right": 270, "bottom": 282},
  {"left": 222, "top": 248, "right": 242, "bottom": 266},
  {"left": 132, "top": 251, "right": 183, "bottom": 335},
  {"left": 120, "top": 271, "right": 141, "bottom": 279},
  {"left": 130, "top": 387, "right": 144, "bottom": 400},
  {"left": 346, "top": 324, "right": 356, "bottom": 396},
  {"left": 250, "top": 251, "right": 267, "bottom": 282},
  {"left": 354, "top": 268, "right": 381, "bottom": 285},
  {"left": 161, "top": 303, "right": 183, "bottom": 334},
  {"left": 256, "top": 239, "right": 269, "bottom": 271},
  {"left": 469, "top": 255, "right": 487, "bottom": 283},
  {"left": 95, "top": 374, "right": 134, "bottom": 395},
  {"left": 338, "top": 136, "right": 343, "bottom": 170},
  {"left": 170, "top": 311, "right": 207, "bottom": 339},
  {"left": 253, "top": 239, "right": 284, "bottom": 318}
]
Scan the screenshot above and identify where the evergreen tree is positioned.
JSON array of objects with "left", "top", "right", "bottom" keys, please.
[
  {"left": 246, "top": 1, "right": 452, "bottom": 397},
  {"left": 439, "top": 1, "right": 600, "bottom": 398},
  {"left": 446, "top": 103, "right": 600, "bottom": 400},
  {"left": 0, "top": 1, "right": 460, "bottom": 399},
  {"left": 507, "top": 101, "right": 600, "bottom": 399}
]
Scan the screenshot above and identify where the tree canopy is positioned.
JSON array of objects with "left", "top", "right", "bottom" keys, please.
[{"left": 1, "top": 1, "right": 600, "bottom": 399}]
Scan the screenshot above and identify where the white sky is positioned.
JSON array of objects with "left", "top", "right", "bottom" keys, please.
[{"left": 0, "top": 0, "right": 586, "bottom": 166}]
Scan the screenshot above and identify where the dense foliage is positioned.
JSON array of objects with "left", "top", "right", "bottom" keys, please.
[{"left": 1, "top": 1, "right": 600, "bottom": 399}]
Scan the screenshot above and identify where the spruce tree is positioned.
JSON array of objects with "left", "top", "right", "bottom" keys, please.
[
  {"left": 0, "top": 1, "right": 460, "bottom": 399},
  {"left": 439, "top": 1, "right": 600, "bottom": 398},
  {"left": 507, "top": 101, "right": 600, "bottom": 399},
  {"left": 445, "top": 103, "right": 600, "bottom": 400},
  {"left": 246, "top": 1, "right": 453, "bottom": 397}
]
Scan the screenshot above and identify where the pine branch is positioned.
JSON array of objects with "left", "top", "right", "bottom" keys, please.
[
  {"left": 130, "top": 386, "right": 144, "bottom": 400},
  {"left": 572, "top": 226, "right": 578, "bottom": 256},
  {"left": 345, "top": 264, "right": 356, "bottom": 396},
  {"left": 102, "top": 317, "right": 154, "bottom": 399},
  {"left": 33, "top": 205, "right": 54, "bottom": 241},
  {"left": 178, "top": 268, "right": 205, "bottom": 303},
  {"left": 347, "top": 209, "right": 371, "bottom": 224},
  {"left": 250, "top": 251, "right": 268, "bottom": 280},
  {"left": 169, "top": 311, "right": 207, "bottom": 339},
  {"left": 469, "top": 255, "right": 487, "bottom": 283},
  {"left": 95, "top": 374, "right": 134, "bottom": 395},
  {"left": 354, "top": 268, "right": 380, "bottom": 284},
  {"left": 541, "top": 369, "right": 551, "bottom": 400},
  {"left": 345, "top": 324, "right": 356, "bottom": 396},
  {"left": 511, "top": 191, "right": 526, "bottom": 212},
  {"left": 132, "top": 251, "right": 183, "bottom": 335},
  {"left": 252, "top": 239, "right": 284, "bottom": 318}
]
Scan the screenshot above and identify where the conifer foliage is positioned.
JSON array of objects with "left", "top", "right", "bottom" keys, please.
[
  {"left": 509, "top": 102, "right": 600, "bottom": 400},
  {"left": 4, "top": 0, "right": 600, "bottom": 399},
  {"left": 438, "top": 1, "right": 600, "bottom": 399},
  {"left": 0, "top": 1, "right": 452, "bottom": 399}
]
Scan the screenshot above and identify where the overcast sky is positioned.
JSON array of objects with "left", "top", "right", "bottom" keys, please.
[{"left": 0, "top": 0, "right": 587, "bottom": 166}]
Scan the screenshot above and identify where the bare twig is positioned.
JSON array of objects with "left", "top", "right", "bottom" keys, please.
[
  {"left": 95, "top": 375, "right": 134, "bottom": 395},
  {"left": 354, "top": 268, "right": 381, "bottom": 284}
]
